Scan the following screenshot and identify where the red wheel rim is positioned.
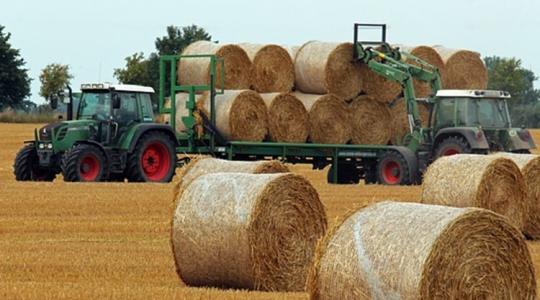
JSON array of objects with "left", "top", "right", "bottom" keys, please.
[
  {"left": 382, "top": 160, "right": 401, "bottom": 185},
  {"left": 80, "top": 154, "right": 100, "bottom": 181},
  {"left": 141, "top": 141, "right": 171, "bottom": 181},
  {"left": 443, "top": 148, "right": 460, "bottom": 156}
]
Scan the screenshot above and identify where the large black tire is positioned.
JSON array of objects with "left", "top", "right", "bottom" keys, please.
[
  {"left": 61, "top": 144, "right": 106, "bottom": 182},
  {"left": 13, "top": 144, "right": 56, "bottom": 181},
  {"left": 326, "top": 163, "right": 360, "bottom": 184},
  {"left": 434, "top": 136, "right": 471, "bottom": 159},
  {"left": 125, "top": 132, "right": 176, "bottom": 183},
  {"left": 377, "top": 151, "right": 412, "bottom": 185}
]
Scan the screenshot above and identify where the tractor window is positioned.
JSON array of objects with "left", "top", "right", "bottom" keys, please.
[
  {"left": 139, "top": 94, "right": 154, "bottom": 122},
  {"left": 114, "top": 93, "right": 139, "bottom": 125},
  {"left": 78, "top": 92, "right": 111, "bottom": 120},
  {"left": 435, "top": 99, "right": 455, "bottom": 128}
]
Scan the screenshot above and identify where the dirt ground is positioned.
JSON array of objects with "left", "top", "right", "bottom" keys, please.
[{"left": 0, "top": 123, "right": 539, "bottom": 299}]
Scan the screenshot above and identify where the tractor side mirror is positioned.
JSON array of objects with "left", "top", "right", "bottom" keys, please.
[
  {"left": 112, "top": 93, "right": 121, "bottom": 109},
  {"left": 49, "top": 94, "right": 58, "bottom": 110}
]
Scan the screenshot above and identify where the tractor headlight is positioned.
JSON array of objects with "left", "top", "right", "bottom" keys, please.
[
  {"left": 38, "top": 143, "right": 45, "bottom": 149},
  {"left": 47, "top": 143, "right": 53, "bottom": 149}
]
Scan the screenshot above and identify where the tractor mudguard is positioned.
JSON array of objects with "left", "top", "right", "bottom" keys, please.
[
  {"left": 383, "top": 146, "right": 420, "bottom": 184},
  {"left": 127, "top": 124, "right": 178, "bottom": 153},
  {"left": 507, "top": 129, "right": 536, "bottom": 151},
  {"left": 434, "top": 127, "right": 489, "bottom": 150}
]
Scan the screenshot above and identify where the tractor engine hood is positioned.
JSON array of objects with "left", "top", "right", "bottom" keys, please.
[{"left": 38, "top": 120, "right": 97, "bottom": 145}]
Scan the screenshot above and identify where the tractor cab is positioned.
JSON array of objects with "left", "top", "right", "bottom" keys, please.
[{"left": 430, "top": 90, "right": 535, "bottom": 157}]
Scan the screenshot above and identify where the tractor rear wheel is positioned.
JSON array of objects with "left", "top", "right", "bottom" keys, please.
[
  {"left": 125, "top": 132, "right": 176, "bottom": 182},
  {"left": 13, "top": 144, "right": 56, "bottom": 181},
  {"left": 376, "top": 151, "right": 412, "bottom": 185},
  {"left": 61, "top": 144, "right": 106, "bottom": 182},
  {"left": 434, "top": 136, "right": 471, "bottom": 159}
]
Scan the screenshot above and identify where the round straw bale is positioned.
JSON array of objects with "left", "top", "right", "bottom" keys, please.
[
  {"left": 260, "top": 93, "right": 309, "bottom": 142},
  {"left": 395, "top": 45, "right": 445, "bottom": 98},
  {"left": 492, "top": 153, "right": 540, "bottom": 239},
  {"left": 421, "top": 154, "right": 527, "bottom": 230},
  {"left": 178, "top": 41, "right": 251, "bottom": 89},
  {"left": 196, "top": 90, "right": 268, "bottom": 141},
  {"left": 293, "top": 92, "right": 351, "bottom": 144},
  {"left": 239, "top": 44, "right": 294, "bottom": 93},
  {"left": 390, "top": 98, "right": 431, "bottom": 144},
  {"left": 433, "top": 46, "right": 488, "bottom": 89},
  {"left": 349, "top": 95, "right": 392, "bottom": 144},
  {"left": 285, "top": 45, "right": 301, "bottom": 63},
  {"left": 307, "top": 201, "right": 536, "bottom": 299},
  {"left": 295, "top": 41, "right": 363, "bottom": 100},
  {"left": 172, "top": 172, "right": 327, "bottom": 291}
]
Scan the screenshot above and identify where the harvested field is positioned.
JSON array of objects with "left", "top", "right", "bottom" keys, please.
[{"left": 1, "top": 123, "right": 540, "bottom": 298}]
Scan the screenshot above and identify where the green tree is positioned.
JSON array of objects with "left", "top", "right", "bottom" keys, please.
[
  {"left": 113, "top": 52, "right": 152, "bottom": 87},
  {"left": 484, "top": 56, "right": 540, "bottom": 127},
  {"left": 0, "top": 25, "right": 31, "bottom": 110},
  {"left": 39, "top": 63, "right": 73, "bottom": 102}
]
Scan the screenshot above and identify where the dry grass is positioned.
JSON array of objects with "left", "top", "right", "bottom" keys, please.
[{"left": 0, "top": 123, "right": 540, "bottom": 298}]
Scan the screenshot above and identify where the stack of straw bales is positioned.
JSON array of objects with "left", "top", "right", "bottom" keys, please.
[
  {"left": 171, "top": 159, "right": 327, "bottom": 291},
  {"left": 421, "top": 154, "right": 527, "bottom": 230},
  {"left": 308, "top": 201, "right": 536, "bottom": 299}
]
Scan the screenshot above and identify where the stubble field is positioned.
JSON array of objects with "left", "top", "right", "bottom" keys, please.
[{"left": 1, "top": 123, "right": 539, "bottom": 299}]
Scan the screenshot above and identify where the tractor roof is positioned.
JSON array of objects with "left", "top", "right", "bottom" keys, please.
[
  {"left": 436, "top": 90, "right": 511, "bottom": 99},
  {"left": 80, "top": 83, "right": 154, "bottom": 94}
]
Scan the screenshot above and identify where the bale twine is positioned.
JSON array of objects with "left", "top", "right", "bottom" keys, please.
[
  {"left": 493, "top": 153, "right": 540, "bottom": 239},
  {"left": 390, "top": 98, "right": 431, "bottom": 144},
  {"left": 421, "top": 154, "right": 527, "bottom": 230},
  {"left": 349, "top": 95, "right": 392, "bottom": 145},
  {"left": 293, "top": 92, "right": 351, "bottom": 144},
  {"left": 196, "top": 90, "right": 268, "bottom": 141},
  {"left": 178, "top": 41, "right": 251, "bottom": 89},
  {"left": 307, "top": 201, "right": 536, "bottom": 299},
  {"left": 396, "top": 45, "right": 445, "bottom": 98},
  {"left": 239, "top": 44, "right": 294, "bottom": 93},
  {"left": 294, "top": 41, "right": 363, "bottom": 100},
  {"left": 260, "top": 93, "right": 309, "bottom": 143},
  {"left": 433, "top": 46, "right": 488, "bottom": 89},
  {"left": 172, "top": 172, "right": 328, "bottom": 291}
]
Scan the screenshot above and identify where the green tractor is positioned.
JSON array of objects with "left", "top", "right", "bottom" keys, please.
[{"left": 13, "top": 83, "right": 178, "bottom": 182}]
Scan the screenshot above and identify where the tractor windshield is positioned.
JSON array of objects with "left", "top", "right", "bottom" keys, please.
[
  {"left": 78, "top": 92, "right": 111, "bottom": 120},
  {"left": 454, "top": 98, "right": 510, "bottom": 128}
]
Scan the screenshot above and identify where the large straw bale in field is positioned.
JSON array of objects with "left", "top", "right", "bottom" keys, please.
[
  {"left": 176, "top": 157, "right": 289, "bottom": 192},
  {"left": 422, "top": 154, "right": 527, "bottom": 230},
  {"left": 178, "top": 41, "right": 251, "bottom": 89},
  {"left": 260, "top": 93, "right": 309, "bottom": 142},
  {"left": 239, "top": 44, "right": 294, "bottom": 93},
  {"left": 308, "top": 201, "right": 536, "bottom": 299},
  {"left": 390, "top": 98, "right": 431, "bottom": 144},
  {"left": 433, "top": 46, "right": 488, "bottom": 89},
  {"left": 396, "top": 45, "right": 445, "bottom": 98},
  {"left": 493, "top": 153, "right": 540, "bottom": 239},
  {"left": 349, "top": 95, "right": 392, "bottom": 145},
  {"left": 293, "top": 92, "right": 351, "bottom": 144},
  {"left": 197, "top": 90, "right": 268, "bottom": 141},
  {"left": 172, "top": 172, "right": 327, "bottom": 291},
  {"left": 295, "top": 41, "right": 363, "bottom": 100}
]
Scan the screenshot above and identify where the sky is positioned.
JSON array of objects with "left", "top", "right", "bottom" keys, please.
[{"left": 1, "top": 0, "right": 539, "bottom": 104}]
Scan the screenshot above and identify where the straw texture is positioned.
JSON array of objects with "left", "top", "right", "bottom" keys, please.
[
  {"left": 433, "top": 46, "right": 488, "bottom": 89},
  {"left": 396, "top": 45, "right": 445, "bottom": 98},
  {"left": 421, "top": 154, "right": 527, "bottom": 230},
  {"left": 239, "top": 44, "right": 294, "bottom": 93},
  {"left": 294, "top": 92, "right": 351, "bottom": 144},
  {"left": 197, "top": 90, "right": 268, "bottom": 141},
  {"left": 307, "top": 201, "right": 536, "bottom": 300},
  {"left": 493, "top": 153, "right": 540, "bottom": 239},
  {"left": 390, "top": 98, "right": 431, "bottom": 145},
  {"left": 349, "top": 95, "right": 392, "bottom": 145},
  {"left": 295, "top": 41, "right": 363, "bottom": 100},
  {"left": 179, "top": 41, "right": 251, "bottom": 89},
  {"left": 260, "top": 93, "right": 309, "bottom": 143},
  {"left": 172, "top": 172, "right": 327, "bottom": 291}
]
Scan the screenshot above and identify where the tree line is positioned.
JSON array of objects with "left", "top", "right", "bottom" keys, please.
[{"left": 1, "top": 24, "right": 540, "bottom": 127}]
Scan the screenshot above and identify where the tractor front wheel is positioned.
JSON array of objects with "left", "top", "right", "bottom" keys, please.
[
  {"left": 13, "top": 144, "right": 56, "bottom": 181},
  {"left": 61, "top": 144, "right": 106, "bottom": 182},
  {"left": 126, "top": 132, "right": 176, "bottom": 182},
  {"left": 377, "top": 151, "right": 412, "bottom": 185}
]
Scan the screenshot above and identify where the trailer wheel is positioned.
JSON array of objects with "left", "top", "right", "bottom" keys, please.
[
  {"left": 326, "top": 163, "right": 360, "bottom": 184},
  {"left": 434, "top": 136, "right": 471, "bottom": 158},
  {"left": 126, "top": 132, "right": 176, "bottom": 182},
  {"left": 62, "top": 144, "right": 106, "bottom": 182},
  {"left": 13, "top": 144, "right": 56, "bottom": 181},
  {"left": 377, "top": 151, "right": 412, "bottom": 185}
]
